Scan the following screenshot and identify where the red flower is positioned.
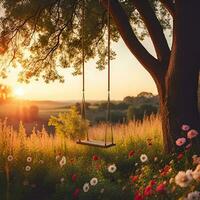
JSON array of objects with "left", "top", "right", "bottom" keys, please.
[
  {"left": 71, "top": 174, "right": 77, "bottom": 182},
  {"left": 177, "top": 152, "right": 184, "bottom": 160},
  {"left": 128, "top": 150, "right": 135, "bottom": 158},
  {"left": 134, "top": 191, "right": 144, "bottom": 200},
  {"left": 72, "top": 188, "right": 80, "bottom": 199},
  {"left": 149, "top": 180, "right": 156, "bottom": 186},
  {"left": 144, "top": 185, "right": 153, "bottom": 196},
  {"left": 156, "top": 183, "right": 165, "bottom": 193},
  {"left": 92, "top": 155, "right": 99, "bottom": 161},
  {"left": 130, "top": 175, "right": 138, "bottom": 183},
  {"left": 160, "top": 165, "right": 171, "bottom": 176}
]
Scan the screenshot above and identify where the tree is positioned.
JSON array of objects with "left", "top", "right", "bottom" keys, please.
[
  {"left": 0, "top": 0, "right": 200, "bottom": 152},
  {"left": 0, "top": 84, "right": 12, "bottom": 102}
]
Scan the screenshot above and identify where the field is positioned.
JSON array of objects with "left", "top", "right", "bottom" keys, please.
[{"left": 0, "top": 115, "right": 200, "bottom": 200}]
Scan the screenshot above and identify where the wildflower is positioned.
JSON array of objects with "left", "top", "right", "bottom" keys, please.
[
  {"left": 134, "top": 191, "right": 144, "bottom": 200},
  {"left": 135, "top": 162, "right": 138, "bottom": 166},
  {"left": 144, "top": 185, "right": 153, "bottom": 196},
  {"left": 186, "top": 169, "right": 193, "bottom": 180},
  {"left": 156, "top": 183, "right": 166, "bottom": 193},
  {"left": 56, "top": 155, "right": 60, "bottom": 161},
  {"left": 187, "top": 129, "right": 199, "bottom": 139},
  {"left": 192, "top": 155, "right": 200, "bottom": 165},
  {"left": 130, "top": 175, "right": 138, "bottom": 183},
  {"left": 83, "top": 183, "right": 90, "bottom": 192},
  {"left": 186, "top": 143, "right": 192, "bottom": 150},
  {"left": 177, "top": 152, "right": 184, "bottom": 160},
  {"left": 72, "top": 174, "right": 77, "bottom": 182},
  {"left": 39, "top": 160, "right": 44, "bottom": 164},
  {"left": 60, "top": 177, "right": 65, "bottom": 183},
  {"left": 25, "top": 165, "right": 31, "bottom": 172},
  {"left": 108, "top": 164, "right": 117, "bottom": 173},
  {"left": 175, "top": 171, "right": 192, "bottom": 187},
  {"left": 59, "top": 156, "right": 66, "bottom": 167},
  {"left": 100, "top": 188, "right": 105, "bottom": 194},
  {"left": 169, "top": 178, "right": 174, "bottom": 184},
  {"left": 7, "top": 155, "right": 13, "bottom": 162},
  {"left": 73, "top": 188, "right": 80, "bottom": 198},
  {"left": 181, "top": 124, "right": 190, "bottom": 131},
  {"left": 149, "top": 180, "right": 156, "bottom": 186},
  {"left": 140, "top": 154, "right": 148, "bottom": 163},
  {"left": 176, "top": 137, "right": 186, "bottom": 146},
  {"left": 186, "top": 191, "right": 200, "bottom": 200},
  {"left": 90, "top": 177, "right": 98, "bottom": 186},
  {"left": 92, "top": 155, "right": 99, "bottom": 161},
  {"left": 154, "top": 157, "right": 158, "bottom": 162},
  {"left": 128, "top": 150, "right": 134, "bottom": 158},
  {"left": 26, "top": 156, "right": 32, "bottom": 163},
  {"left": 192, "top": 164, "right": 200, "bottom": 181}
]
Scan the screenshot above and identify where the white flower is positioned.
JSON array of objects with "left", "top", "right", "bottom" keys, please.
[
  {"left": 175, "top": 171, "right": 192, "bottom": 187},
  {"left": 140, "top": 154, "right": 148, "bottom": 163},
  {"left": 135, "top": 162, "right": 138, "bottom": 166},
  {"left": 59, "top": 156, "right": 66, "bottom": 167},
  {"left": 108, "top": 164, "right": 117, "bottom": 173},
  {"left": 90, "top": 177, "right": 98, "bottom": 186},
  {"left": 7, "top": 155, "right": 13, "bottom": 162},
  {"left": 56, "top": 155, "right": 60, "bottom": 161},
  {"left": 25, "top": 165, "right": 31, "bottom": 172},
  {"left": 186, "top": 170, "right": 193, "bottom": 180},
  {"left": 27, "top": 156, "right": 32, "bottom": 163},
  {"left": 60, "top": 177, "right": 65, "bottom": 183},
  {"left": 186, "top": 191, "right": 200, "bottom": 200},
  {"left": 100, "top": 188, "right": 105, "bottom": 194},
  {"left": 83, "top": 183, "right": 90, "bottom": 192}
]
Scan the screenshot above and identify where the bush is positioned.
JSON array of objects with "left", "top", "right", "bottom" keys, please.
[{"left": 48, "top": 106, "right": 88, "bottom": 140}]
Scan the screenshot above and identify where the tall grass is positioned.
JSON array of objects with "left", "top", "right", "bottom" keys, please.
[{"left": 0, "top": 115, "right": 162, "bottom": 160}]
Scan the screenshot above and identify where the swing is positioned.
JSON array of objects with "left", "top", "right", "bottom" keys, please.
[{"left": 76, "top": 0, "right": 115, "bottom": 148}]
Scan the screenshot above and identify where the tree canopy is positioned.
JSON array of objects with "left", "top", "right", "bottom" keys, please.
[{"left": 0, "top": 0, "right": 171, "bottom": 83}]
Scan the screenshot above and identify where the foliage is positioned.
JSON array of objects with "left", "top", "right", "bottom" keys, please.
[
  {"left": 0, "top": 0, "right": 171, "bottom": 82},
  {"left": 0, "top": 117, "right": 200, "bottom": 200},
  {"left": 48, "top": 106, "right": 88, "bottom": 140}
]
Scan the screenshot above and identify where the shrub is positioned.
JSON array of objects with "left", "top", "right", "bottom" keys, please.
[{"left": 48, "top": 106, "right": 88, "bottom": 140}]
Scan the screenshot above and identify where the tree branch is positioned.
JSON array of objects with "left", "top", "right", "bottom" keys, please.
[
  {"left": 134, "top": 0, "right": 170, "bottom": 65},
  {"left": 159, "top": 0, "right": 175, "bottom": 18},
  {"left": 100, "top": 0, "right": 164, "bottom": 82}
]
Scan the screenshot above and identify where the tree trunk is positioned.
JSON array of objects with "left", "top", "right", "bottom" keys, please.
[{"left": 159, "top": 0, "right": 200, "bottom": 153}]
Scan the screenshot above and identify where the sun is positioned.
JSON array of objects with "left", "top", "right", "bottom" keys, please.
[{"left": 14, "top": 87, "right": 25, "bottom": 97}]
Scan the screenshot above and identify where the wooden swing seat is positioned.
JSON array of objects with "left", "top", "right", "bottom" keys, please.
[{"left": 76, "top": 139, "right": 116, "bottom": 148}]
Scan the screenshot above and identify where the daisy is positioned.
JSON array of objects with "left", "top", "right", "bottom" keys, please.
[
  {"left": 83, "top": 183, "right": 90, "bottom": 192},
  {"left": 90, "top": 177, "right": 98, "bottom": 186},
  {"left": 140, "top": 154, "right": 148, "bottom": 163},
  {"left": 25, "top": 165, "right": 31, "bottom": 172},
  {"left": 7, "top": 155, "right": 13, "bottom": 162},
  {"left": 175, "top": 171, "right": 192, "bottom": 187},
  {"left": 186, "top": 191, "right": 200, "bottom": 200},
  {"left": 108, "top": 164, "right": 117, "bottom": 173},
  {"left": 26, "top": 156, "right": 32, "bottom": 163},
  {"left": 59, "top": 156, "right": 66, "bottom": 167}
]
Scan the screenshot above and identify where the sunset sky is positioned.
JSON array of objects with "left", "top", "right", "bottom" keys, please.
[{"left": 1, "top": 37, "right": 163, "bottom": 101}]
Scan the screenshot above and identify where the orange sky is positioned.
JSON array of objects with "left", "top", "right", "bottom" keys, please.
[{"left": 1, "top": 35, "right": 171, "bottom": 101}]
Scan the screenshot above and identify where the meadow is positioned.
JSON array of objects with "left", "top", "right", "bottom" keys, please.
[{"left": 0, "top": 115, "right": 200, "bottom": 200}]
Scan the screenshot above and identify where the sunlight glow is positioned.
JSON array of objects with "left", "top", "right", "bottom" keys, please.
[{"left": 14, "top": 87, "right": 25, "bottom": 97}]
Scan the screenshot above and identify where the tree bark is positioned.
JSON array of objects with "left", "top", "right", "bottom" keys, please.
[{"left": 101, "top": 0, "right": 200, "bottom": 153}]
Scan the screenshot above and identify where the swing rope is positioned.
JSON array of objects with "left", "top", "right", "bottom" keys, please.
[{"left": 79, "top": 0, "right": 114, "bottom": 147}]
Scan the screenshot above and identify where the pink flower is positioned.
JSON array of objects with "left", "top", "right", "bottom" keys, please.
[
  {"left": 134, "top": 191, "right": 144, "bottom": 200},
  {"left": 72, "top": 188, "right": 80, "bottom": 199},
  {"left": 156, "top": 183, "right": 165, "bottom": 193},
  {"left": 181, "top": 124, "right": 190, "bottom": 131},
  {"left": 92, "top": 155, "right": 99, "bottom": 161},
  {"left": 177, "top": 152, "right": 184, "bottom": 160},
  {"left": 176, "top": 137, "right": 186, "bottom": 146},
  {"left": 187, "top": 129, "right": 199, "bottom": 139},
  {"left": 128, "top": 150, "right": 134, "bottom": 158},
  {"left": 72, "top": 174, "right": 77, "bottom": 182},
  {"left": 186, "top": 143, "right": 192, "bottom": 150},
  {"left": 144, "top": 185, "right": 153, "bottom": 196}
]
